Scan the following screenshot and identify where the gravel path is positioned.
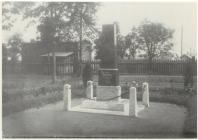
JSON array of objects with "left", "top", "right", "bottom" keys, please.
[{"left": 3, "top": 100, "right": 187, "bottom": 138}]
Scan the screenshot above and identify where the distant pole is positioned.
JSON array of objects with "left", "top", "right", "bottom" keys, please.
[
  {"left": 181, "top": 25, "right": 183, "bottom": 56},
  {"left": 114, "top": 23, "right": 117, "bottom": 47},
  {"left": 114, "top": 22, "right": 118, "bottom": 68},
  {"left": 190, "top": 48, "right": 192, "bottom": 56},
  {"left": 79, "top": 9, "right": 82, "bottom": 62}
]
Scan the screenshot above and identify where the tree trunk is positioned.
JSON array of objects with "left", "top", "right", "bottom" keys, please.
[
  {"left": 47, "top": 51, "right": 50, "bottom": 75},
  {"left": 50, "top": 5, "right": 56, "bottom": 84},
  {"left": 79, "top": 10, "right": 82, "bottom": 63},
  {"left": 132, "top": 54, "right": 135, "bottom": 59},
  {"left": 52, "top": 42, "right": 56, "bottom": 84},
  {"left": 77, "top": 7, "right": 83, "bottom": 78},
  {"left": 148, "top": 56, "right": 153, "bottom": 74},
  {"left": 128, "top": 55, "right": 130, "bottom": 60}
]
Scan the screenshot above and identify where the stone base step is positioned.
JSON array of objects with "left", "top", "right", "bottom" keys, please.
[
  {"left": 81, "top": 99, "right": 128, "bottom": 111},
  {"left": 71, "top": 106, "right": 129, "bottom": 116},
  {"left": 69, "top": 99, "right": 146, "bottom": 116}
]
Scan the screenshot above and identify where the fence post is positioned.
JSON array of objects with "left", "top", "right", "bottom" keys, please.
[
  {"left": 142, "top": 82, "right": 149, "bottom": 107},
  {"left": 63, "top": 84, "right": 71, "bottom": 110},
  {"left": 86, "top": 81, "right": 93, "bottom": 99},
  {"left": 129, "top": 86, "right": 137, "bottom": 117}
]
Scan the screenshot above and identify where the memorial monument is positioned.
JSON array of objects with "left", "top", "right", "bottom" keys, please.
[
  {"left": 63, "top": 23, "right": 150, "bottom": 117},
  {"left": 96, "top": 23, "right": 121, "bottom": 101}
]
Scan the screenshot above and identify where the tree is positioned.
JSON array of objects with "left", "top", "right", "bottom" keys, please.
[
  {"left": 125, "top": 27, "right": 142, "bottom": 59},
  {"left": 117, "top": 34, "right": 126, "bottom": 59},
  {"left": 7, "top": 33, "right": 23, "bottom": 63},
  {"left": 6, "top": 2, "right": 99, "bottom": 83},
  {"left": 138, "top": 20, "right": 174, "bottom": 61},
  {"left": 2, "top": 44, "right": 8, "bottom": 63},
  {"left": 29, "top": 2, "right": 99, "bottom": 80},
  {"left": 28, "top": 2, "right": 99, "bottom": 42}
]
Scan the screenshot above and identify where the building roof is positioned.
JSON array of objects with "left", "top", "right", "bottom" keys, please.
[{"left": 41, "top": 52, "right": 73, "bottom": 57}]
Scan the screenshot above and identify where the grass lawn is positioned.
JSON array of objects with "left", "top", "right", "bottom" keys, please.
[
  {"left": 2, "top": 73, "right": 197, "bottom": 137},
  {"left": 2, "top": 74, "right": 71, "bottom": 116},
  {"left": 3, "top": 73, "right": 69, "bottom": 90},
  {"left": 2, "top": 101, "right": 187, "bottom": 138}
]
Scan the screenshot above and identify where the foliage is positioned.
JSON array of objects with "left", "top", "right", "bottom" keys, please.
[
  {"left": 95, "top": 20, "right": 174, "bottom": 61},
  {"left": 125, "top": 27, "right": 142, "bottom": 59},
  {"left": 7, "top": 34, "right": 23, "bottom": 62},
  {"left": 37, "top": 18, "right": 56, "bottom": 48},
  {"left": 138, "top": 20, "right": 174, "bottom": 61},
  {"left": 3, "top": 2, "right": 100, "bottom": 82},
  {"left": 2, "top": 2, "right": 20, "bottom": 30},
  {"left": 62, "top": 2, "right": 100, "bottom": 41},
  {"left": 3, "top": 2, "right": 100, "bottom": 42},
  {"left": 117, "top": 34, "right": 127, "bottom": 59},
  {"left": 2, "top": 44, "right": 8, "bottom": 63}
]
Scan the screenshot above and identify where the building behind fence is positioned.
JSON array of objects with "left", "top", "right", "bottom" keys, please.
[{"left": 3, "top": 59, "right": 197, "bottom": 76}]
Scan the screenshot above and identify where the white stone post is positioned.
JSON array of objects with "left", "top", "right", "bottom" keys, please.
[
  {"left": 63, "top": 84, "right": 71, "bottom": 110},
  {"left": 86, "top": 81, "right": 93, "bottom": 99},
  {"left": 142, "top": 82, "right": 149, "bottom": 107},
  {"left": 129, "top": 87, "right": 137, "bottom": 117}
]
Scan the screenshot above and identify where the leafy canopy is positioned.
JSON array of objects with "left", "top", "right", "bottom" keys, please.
[
  {"left": 138, "top": 20, "right": 174, "bottom": 60},
  {"left": 2, "top": 2, "right": 100, "bottom": 42},
  {"left": 125, "top": 27, "right": 142, "bottom": 59},
  {"left": 7, "top": 34, "right": 23, "bottom": 62}
]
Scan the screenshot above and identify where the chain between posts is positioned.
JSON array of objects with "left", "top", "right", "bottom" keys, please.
[
  {"left": 85, "top": 90, "right": 129, "bottom": 101},
  {"left": 85, "top": 81, "right": 144, "bottom": 101}
]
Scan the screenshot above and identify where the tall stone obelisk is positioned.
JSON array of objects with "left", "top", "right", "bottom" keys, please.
[{"left": 96, "top": 23, "right": 120, "bottom": 101}]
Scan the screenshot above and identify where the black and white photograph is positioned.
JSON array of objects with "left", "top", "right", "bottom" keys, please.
[{"left": 1, "top": 0, "right": 197, "bottom": 138}]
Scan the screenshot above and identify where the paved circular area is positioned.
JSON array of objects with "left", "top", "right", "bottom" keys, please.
[{"left": 3, "top": 100, "right": 187, "bottom": 138}]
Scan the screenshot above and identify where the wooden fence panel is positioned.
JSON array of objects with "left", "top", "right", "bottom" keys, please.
[{"left": 3, "top": 59, "right": 197, "bottom": 76}]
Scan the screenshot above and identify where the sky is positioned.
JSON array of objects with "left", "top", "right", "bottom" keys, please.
[{"left": 2, "top": 2, "right": 197, "bottom": 56}]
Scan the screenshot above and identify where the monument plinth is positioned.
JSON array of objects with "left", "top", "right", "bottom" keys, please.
[{"left": 96, "top": 23, "right": 120, "bottom": 101}]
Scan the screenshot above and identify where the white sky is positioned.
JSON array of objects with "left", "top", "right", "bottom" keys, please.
[{"left": 2, "top": 2, "right": 197, "bottom": 56}]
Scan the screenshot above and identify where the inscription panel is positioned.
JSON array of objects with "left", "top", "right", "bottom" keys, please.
[{"left": 98, "top": 69, "right": 119, "bottom": 86}]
